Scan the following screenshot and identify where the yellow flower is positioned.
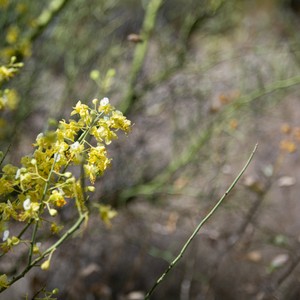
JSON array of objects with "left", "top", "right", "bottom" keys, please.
[
  {"left": 71, "top": 101, "right": 92, "bottom": 124},
  {"left": 50, "top": 223, "right": 63, "bottom": 234},
  {"left": 58, "top": 120, "right": 80, "bottom": 141},
  {"left": 110, "top": 110, "right": 131, "bottom": 132},
  {"left": 98, "top": 204, "right": 117, "bottom": 227},
  {"left": 0, "top": 201, "right": 17, "bottom": 221},
  {"left": 1, "top": 236, "right": 19, "bottom": 253},
  {"left": 49, "top": 190, "right": 66, "bottom": 207},
  {"left": 0, "top": 89, "right": 19, "bottom": 111},
  {"left": 18, "top": 202, "right": 40, "bottom": 221},
  {"left": 84, "top": 164, "right": 98, "bottom": 183},
  {"left": 87, "top": 146, "right": 111, "bottom": 175},
  {"left": 91, "top": 122, "right": 117, "bottom": 145}
]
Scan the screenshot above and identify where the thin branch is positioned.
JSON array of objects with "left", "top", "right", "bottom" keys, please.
[
  {"left": 144, "top": 143, "right": 258, "bottom": 299},
  {"left": 0, "top": 212, "right": 87, "bottom": 293},
  {"left": 120, "top": 74, "right": 300, "bottom": 203},
  {"left": 27, "top": 0, "right": 71, "bottom": 43},
  {"left": 121, "top": 0, "right": 164, "bottom": 113}
]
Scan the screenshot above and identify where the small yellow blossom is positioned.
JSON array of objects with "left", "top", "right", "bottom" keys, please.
[
  {"left": 110, "top": 110, "right": 131, "bottom": 132},
  {"left": 91, "top": 122, "right": 117, "bottom": 145},
  {"left": 0, "top": 89, "right": 19, "bottom": 110},
  {"left": 50, "top": 223, "right": 63, "bottom": 234},
  {"left": 98, "top": 204, "right": 117, "bottom": 227},
  {"left": 0, "top": 201, "right": 17, "bottom": 220},
  {"left": 49, "top": 190, "right": 67, "bottom": 207},
  {"left": 71, "top": 101, "right": 92, "bottom": 124},
  {"left": 1, "top": 235, "right": 19, "bottom": 253}
]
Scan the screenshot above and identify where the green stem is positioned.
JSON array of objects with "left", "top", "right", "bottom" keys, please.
[
  {"left": 17, "top": 220, "right": 33, "bottom": 239},
  {"left": 28, "top": 154, "right": 59, "bottom": 265},
  {"left": 121, "top": 0, "right": 164, "bottom": 113},
  {"left": 27, "top": 220, "right": 39, "bottom": 265},
  {"left": 27, "top": 0, "right": 70, "bottom": 43},
  {"left": 144, "top": 144, "right": 258, "bottom": 299},
  {"left": 0, "top": 213, "right": 87, "bottom": 293},
  {"left": 120, "top": 74, "right": 300, "bottom": 202}
]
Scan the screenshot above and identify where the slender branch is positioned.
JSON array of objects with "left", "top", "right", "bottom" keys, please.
[
  {"left": 0, "top": 143, "right": 12, "bottom": 168},
  {"left": 27, "top": 0, "right": 71, "bottom": 43},
  {"left": 0, "top": 212, "right": 87, "bottom": 293},
  {"left": 27, "top": 220, "right": 39, "bottom": 266},
  {"left": 120, "top": 74, "right": 300, "bottom": 203},
  {"left": 37, "top": 213, "right": 87, "bottom": 258},
  {"left": 17, "top": 220, "right": 34, "bottom": 239},
  {"left": 28, "top": 153, "right": 59, "bottom": 265},
  {"left": 144, "top": 143, "right": 258, "bottom": 299},
  {"left": 121, "top": 0, "right": 164, "bottom": 113}
]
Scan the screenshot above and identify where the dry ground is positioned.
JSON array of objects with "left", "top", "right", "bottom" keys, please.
[{"left": 1, "top": 1, "right": 300, "bottom": 299}]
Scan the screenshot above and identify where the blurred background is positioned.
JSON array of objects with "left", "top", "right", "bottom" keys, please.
[{"left": 1, "top": 0, "right": 300, "bottom": 299}]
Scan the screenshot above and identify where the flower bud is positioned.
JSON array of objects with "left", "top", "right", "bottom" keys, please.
[
  {"left": 2, "top": 230, "right": 9, "bottom": 242},
  {"left": 49, "top": 209, "right": 58, "bottom": 217},
  {"left": 41, "top": 260, "right": 50, "bottom": 270},
  {"left": 87, "top": 186, "right": 95, "bottom": 192}
]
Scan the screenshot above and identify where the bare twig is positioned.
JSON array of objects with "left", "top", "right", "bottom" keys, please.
[
  {"left": 0, "top": 212, "right": 87, "bottom": 293},
  {"left": 144, "top": 144, "right": 258, "bottom": 299}
]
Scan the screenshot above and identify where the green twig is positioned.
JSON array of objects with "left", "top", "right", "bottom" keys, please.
[
  {"left": 120, "top": 74, "right": 300, "bottom": 203},
  {"left": 121, "top": 0, "right": 164, "bottom": 113},
  {"left": 28, "top": 153, "right": 59, "bottom": 266},
  {"left": 0, "top": 212, "right": 87, "bottom": 293},
  {"left": 144, "top": 143, "right": 258, "bottom": 299},
  {"left": 27, "top": 0, "right": 71, "bottom": 43}
]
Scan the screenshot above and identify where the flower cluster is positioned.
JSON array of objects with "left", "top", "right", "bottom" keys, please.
[{"left": 0, "top": 97, "right": 131, "bottom": 254}]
